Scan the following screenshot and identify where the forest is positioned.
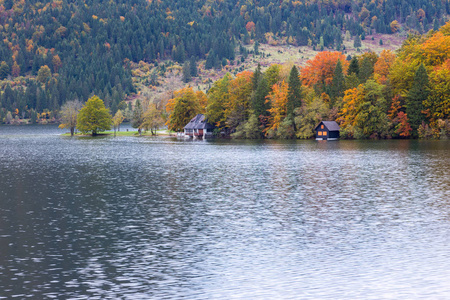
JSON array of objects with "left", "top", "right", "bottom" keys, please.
[
  {"left": 165, "top": 21, "right": 450, "bottom": 139},
  {"left": 0, "top": 0, "right": 449, "bottom": 124}
]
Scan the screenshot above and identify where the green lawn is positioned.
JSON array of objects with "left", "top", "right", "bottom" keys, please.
[{"left": 61, "top": 129, "right": 177, "bottom": 137}]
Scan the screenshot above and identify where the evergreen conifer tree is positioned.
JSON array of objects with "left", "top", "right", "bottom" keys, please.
[
  {"left": 189, "top": 56, "right": 197, "bottom": 77},
  {"left": 407, "top": 64, "right": 429, "bottom": 138},
  {"left": 252, "top": 63, "right": 262, "bottom": 91},
  {"left": 354, "top": 35, "right": 361, "bottom": 48},
  {"left": 0, "top": 61, "right": 10, "bottom": 80},
  {"left": 182, "top": 61, "right": 191, "bottom": 83},
  {"left": 330, "top": 60, "right": 345, "bottom": 104},
  {"left": 251, "top": 76, "right": 269, "bottom": 119},
  {"left": 287, "top": 65, "right": 302, "bottom": 118},
  {"left": 359, "top": 57, "right": 374, "bottom": 83},
  {"left": 348, "top": 57, "right": 359, "bottom": 75}
]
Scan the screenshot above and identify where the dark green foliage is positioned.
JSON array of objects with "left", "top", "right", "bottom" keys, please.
[
  {"left": 189, "top": 56, "right": 198, "bottom": 77},
  {"left": 287, "top": 66, "right": 302, "bottom": 117},
  {"left": 359, "top": 57, "right": 375, "bottom": 83},
  {"left": 0, "top": 62, "right": 9, "bottom": 80},
  {"left": 252, "top": 64, "right": 262, "bottom": 91},
  {"left": 182, "top": 61, "right": 191, "bottom": 83},
  {"left": 251, "top": 76, "right": 270, "bottom": 118},
  {"left": 348, "top": 57, "right": 359, "bottom": 75},
  {"left": 406, "top": 64, "right": 429, "bottom": 138},
  {"left": 354, "top": 35, "right": 361, "bottom": 48},
  {"left": 330, "top": 60, "right": 345, "bottom": 103},
  {"left": 131, "top": 100, "right": 144, "bottom": 134}
]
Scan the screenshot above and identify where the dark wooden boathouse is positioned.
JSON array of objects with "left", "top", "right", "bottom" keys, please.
[
  {"left": 184, "top": 114, "right": 216, "bottom": 139},
  {"left": 315, "top": 121, "right": 340, "bottom": 140}
]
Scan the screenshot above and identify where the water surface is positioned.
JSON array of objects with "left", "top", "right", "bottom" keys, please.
[{"left": 0, "top": 125, "right": 449, "bottom": 299}]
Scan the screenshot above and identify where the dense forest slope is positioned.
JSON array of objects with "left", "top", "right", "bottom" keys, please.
[{"left": 0, "top": 0, "right": 449, "bottom": 122}]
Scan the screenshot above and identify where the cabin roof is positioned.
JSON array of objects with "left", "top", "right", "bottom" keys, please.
[
  {"left": 184, "top": 114, "right": 216, "bottom": 130},
  {"left": 315, "top": 121, "right": 340, "bottom": 131}
]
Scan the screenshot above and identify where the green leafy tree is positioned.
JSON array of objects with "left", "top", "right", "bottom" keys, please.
[
  {"left": 407, "top": 63, "right": 429, "bottom": 137},
  {"left": 142, "top": 103, "right": 165, "bottom": 135},
  {"left": 112, "top": 110, "right": 125, "bottom": 136},
  {"left": 206, "top": 73, "right": 232, "bottom": 128},
  {"left": 37, "top": 65, "right": 52, "bottom": 83},
  {"left": 131, "top": 99, "right": 144, "bottom": 135},
  {"left": 166, "top": 88, "right": 202, "bottom": 132},
  {"left": 59, "top": 99, "right": 83, "bottom": 136},
  {"left": 76, "top": 96, "right": 112, "bottom": 136}
]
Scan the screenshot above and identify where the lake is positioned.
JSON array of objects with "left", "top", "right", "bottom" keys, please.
[{"left": 0, "top": 124, "right": 449, "bottom": 299}]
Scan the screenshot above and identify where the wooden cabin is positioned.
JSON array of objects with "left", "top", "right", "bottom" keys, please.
[
  {"left": 184, "top": 114, "right": 216, "bottom": 139},
  {"left": 315, "top": 121, "right": 340, "bottom": 140}
]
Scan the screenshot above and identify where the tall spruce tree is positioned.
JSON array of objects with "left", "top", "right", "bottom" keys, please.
[
  {"left": 251, "top": 76, "right": 269, "bottom": 118},
  {"left": 359, "top": 56, "right": 374, "bottom": 83},
  {"left": 252, "top": 63, "right": 262, "bottom": 91},
  {"left": 407, "top": 63, "right": 429, "bottom": 138},
  {"left": 287, "top": 65, "right": 302, "bottom": 117},
  {"left": 330, "top": 60, "right": 345, "bottom": 104},
  {"left": 189, "top": 56, "right": 197, "bottom": 77},
  {"left": 348, "top": 56, "right": 359, "bottom": 76},
  {"left": 182, "top": 61, "right": 191, "bottom": 83}
]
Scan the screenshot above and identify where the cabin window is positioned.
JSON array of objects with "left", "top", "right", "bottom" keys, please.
[
  {"left": 321, "top": 125, "right": 324, "bottom": 129},
  {"left": 322, "top": 131, "right": 327, "bottom": 136},
  {"left": 318, "top": 131, "right": 322, "bottom": 136}
]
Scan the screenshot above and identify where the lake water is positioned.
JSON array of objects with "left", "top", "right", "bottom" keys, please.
[{"left": 0, "top": 124, "right": 449, "bottom": 299}]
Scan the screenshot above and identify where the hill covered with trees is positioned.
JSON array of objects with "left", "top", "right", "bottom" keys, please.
[
  {"left": 165, "top": 21, "right": 450, "bottom": 139},
  {"left": 0, "top": 0, "right": 449, "bottom": 123}
]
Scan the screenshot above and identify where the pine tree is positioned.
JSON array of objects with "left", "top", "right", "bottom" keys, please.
[
  {"left": 252, "top": 63, "right": 262, "bottom": 91},
  {"left": 406, "top": 64, "right": 429, "bottom": 138},
  {"left": 354, "top": 35, "right": 361, "bottom": 48},
  {"left": 251, "top": 76, "right": 269, "bottom": 118},
  {"left": 182, "top": 61, "right": 191, "bottom": 83},
  {"left": 287, "top": 65, "right": 302, "bottom": 117},
  {"left": 348, "top": 57, "right": 359, "bottom": 75},
  {"left": 330, "top": 59, "right": 345, "bottom": 104},
  {"left": 359, "top": 56, "right": 374, "bottom": 83},
  {"left": 189, "top": 56, "right": 197, "bottom": 77},
  {"left": 0, "top": 61, "right": 10, "bottom": 80}
]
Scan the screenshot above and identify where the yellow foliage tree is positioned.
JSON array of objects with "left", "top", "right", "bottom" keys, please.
[{"left": 265, "top": 80, "right": 289, "bottom": 133}]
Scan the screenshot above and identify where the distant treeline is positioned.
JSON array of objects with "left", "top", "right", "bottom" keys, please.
[
  {"left": 165, "top": 21, "right": 450, "bottom": 139},
  {"left": 0, "top": 0, "right": 449, "bottom": 119}
]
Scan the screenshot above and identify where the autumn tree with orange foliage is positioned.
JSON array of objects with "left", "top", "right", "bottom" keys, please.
[
  {"left": 226, "top": 71, "right": 253, "bottom": 130},
  {"left": 374, "top": 50, "right": 396, "bottom": 85},
  {"left": 166, "top": 87, "right": 205, "bottom": 132},
  {"left": 300, "top": 51, "right": 349, "bottom": 91},
  {"left": 265, "top": 81, "right": 289, "bottom": 135}
]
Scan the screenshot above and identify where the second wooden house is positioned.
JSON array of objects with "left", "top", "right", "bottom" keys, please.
[
  {"left": 315, "top": 121, "right": 340, "bottom": 140},
  {"left": 184, "top": 114, "right": 216, "bottom": 139}
]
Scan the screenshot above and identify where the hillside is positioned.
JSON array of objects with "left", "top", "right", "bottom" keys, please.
[{"left": 0, "top": 0, "right": 449, "bottom": 122}]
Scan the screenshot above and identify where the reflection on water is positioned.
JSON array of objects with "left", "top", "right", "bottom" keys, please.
[{"left": 0, "top": 125, "right": 450, "bottom": 299}]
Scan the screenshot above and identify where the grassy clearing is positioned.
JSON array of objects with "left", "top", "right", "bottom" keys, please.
[{"left": 61, "top": 129, "right": 177, "bottom": 137}]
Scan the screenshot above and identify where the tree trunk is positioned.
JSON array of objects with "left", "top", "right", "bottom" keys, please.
[{"left": 70, "top": 127, "right": 75, "bottom": 136}]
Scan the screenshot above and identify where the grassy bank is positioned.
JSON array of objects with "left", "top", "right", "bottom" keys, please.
[{"left": 61, "top": 129, "right": 177, "bottom": 137}]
